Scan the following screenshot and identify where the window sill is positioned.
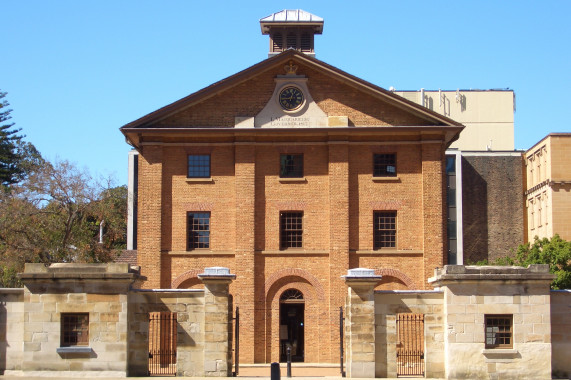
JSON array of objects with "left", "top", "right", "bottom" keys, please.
[
  {"left": 279, "top": 177, "right": 307, "bottom": 183},
  {"left": 165, "top": 250, "right": 234, "bottom": 256},
  {"left": 482, "top": 349, "right": 519, "bottom": 362},
  {"left": 186, "top": 177, "right": 214, "bottom": 183},
  {"left": 353, "top": 249, "right": 423, "bottom": 255},
  {"left": 261, "top": 249, "right": 328, "bottom": 255},
  {"left": 372, "top": 176, "right": 400, "bottom": 182},
  {"left": 57, "top": 347, "right": 93, "bottom": 354}
]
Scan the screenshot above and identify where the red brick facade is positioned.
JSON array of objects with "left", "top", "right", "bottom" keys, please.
[{"left": 122, "top": 50, "right": 462, "bottom": 364}]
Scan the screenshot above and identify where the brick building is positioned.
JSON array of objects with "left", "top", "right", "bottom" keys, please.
[
  {"left": 395, "top": 89, "right": 524, "bottom": 264},
  {"left": 120, "top": 10, "right": 463, "bottom": 364}
]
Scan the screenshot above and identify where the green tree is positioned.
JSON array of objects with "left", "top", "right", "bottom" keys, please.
[
  {"left": 0, "top": 90, "right": 24, "bottom": 187},
  {"left": 0, "top": 159, "right": 128, "bottom": 286},
  {"left": 0, "top": 91, "right": 43, "bottom": 188},
  {"left": 485, "top": 235, "right": 571, "bottom": 289}
]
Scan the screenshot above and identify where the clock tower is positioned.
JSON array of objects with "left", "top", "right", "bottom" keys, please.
[{"left": 260, "top": 9, "right": 324, "bottom": 58}]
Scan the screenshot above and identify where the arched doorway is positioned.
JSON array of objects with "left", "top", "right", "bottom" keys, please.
[{"left": 279, "top": 289, "right": 304, "bottom": 362}]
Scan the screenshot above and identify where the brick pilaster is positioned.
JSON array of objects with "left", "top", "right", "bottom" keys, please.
[
  {"left": 329, "top": 143, "right": 350, "bottom": 361},
  {"left": 234, "top": 144, "right": 256, "bottom": 363},
  {"left": 137, "top": 146, "right": 163, "bottom": 289},
  {"left": 422, "top": 143, "right": 446, "bottom": 288}
]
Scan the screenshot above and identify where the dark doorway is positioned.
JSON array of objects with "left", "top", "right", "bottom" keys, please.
[{"left": 279, "top": 289, "right": 304, "bottom": 362}]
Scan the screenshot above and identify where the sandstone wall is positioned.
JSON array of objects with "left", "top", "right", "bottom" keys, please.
[
  {"left": 551, "top": 290, "right": 571, "bottom": 379},
  {"left": 128, "top": 290, "right": 206, "bottom": 377},
  {"left": 374, "top": 291, "right": 444, "bottom": 378},
  {"left": 0, "top": 289, "right": 23, "bottom": 374}
]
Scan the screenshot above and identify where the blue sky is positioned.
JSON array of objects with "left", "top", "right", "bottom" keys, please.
[{"left": 3, "top": 1, "right": 570, "bottom": 186}]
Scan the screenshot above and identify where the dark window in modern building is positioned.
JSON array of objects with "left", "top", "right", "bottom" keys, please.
[
  {"left": 280, "top": 154, "right": 303, "bottom": 178},
  {"left": 187, "top": 155, "right": 210, "bottom": 178},
  {"left": 485, "top": 315, "right": 513, "bottom": 349},
  {"left": 373, "top": 154, "right": 397, "bottom": 177},
  {"left": 374, "top": 211, "right": 397, "bottom": 249},
  {"left": 280, "top": 211, "right": 303, "bottom": 249},
  {"left": 61, "top": 313, "right": 89, "bottom": 347},
  {"left": 187, "top": 212, "right": 210, "bottom": 249},
  {"left": 446, "top": 155, "right": 457, "bottom": 264}
]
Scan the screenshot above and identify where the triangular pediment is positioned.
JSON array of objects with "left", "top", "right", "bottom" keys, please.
[{"left": 121, "top": 50, "right": 463, "bottom": 144}]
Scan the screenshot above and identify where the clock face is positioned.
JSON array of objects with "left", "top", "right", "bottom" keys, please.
[{"left": 279, "top": 86, "right": 304, "bottom": 111}]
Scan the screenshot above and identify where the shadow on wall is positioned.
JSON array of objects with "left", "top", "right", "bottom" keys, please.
[{"left": 462, "top": 157, "right": 488, "bottom": 263}]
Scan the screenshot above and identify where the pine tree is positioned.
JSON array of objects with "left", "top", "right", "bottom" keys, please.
[{"left": 0, "top": 90, "right": 24, "bottom": 187}]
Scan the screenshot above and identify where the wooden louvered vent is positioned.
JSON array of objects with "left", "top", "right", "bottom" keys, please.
[
  {"left": 273, "top": 32, "right": 283, "bottom": 52},
  {"left": 287, "top": 33, "right": 297, "bottom": 49},
  {"left": 300, "top": 33, "right": 311, "bottom": 52}
]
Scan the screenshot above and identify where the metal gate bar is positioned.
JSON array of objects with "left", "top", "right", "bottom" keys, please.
[
  {"left": 339, "top": 307, "right": 346, "bottom": 377},
  {"left": 233, "top": 307, "right": 239, "bottom": 376},
  {"left": 149, "top": 312, "right": 177, "bottom": 376},
  {"left": 396, "top": 313, "right": 424, "bottom": 377}
]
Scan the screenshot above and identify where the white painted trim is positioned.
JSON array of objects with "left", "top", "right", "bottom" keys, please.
[
  {"left": 455, "top": 152, "right": 464, "bottom": 265},
  {"left": 126, "top": 150, "right": 138, "bottom": 251}
]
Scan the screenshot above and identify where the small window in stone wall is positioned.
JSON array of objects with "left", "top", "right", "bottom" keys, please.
[
  {"left": 485, "top": 314, "right": 512, "bottom": 349},
  {"left": 61, "top": 313, "right": 89, "bottom": 346}
]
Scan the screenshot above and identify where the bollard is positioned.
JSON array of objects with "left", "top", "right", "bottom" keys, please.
[
  {"left": 287, "top": 346, "right": 292, "bottom": 378},
  {"left": 271, "top": 362, "right": 280, "bottom": 380}
]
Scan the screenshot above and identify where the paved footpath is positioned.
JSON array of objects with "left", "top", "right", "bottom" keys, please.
[
  {"left": 0, "top": 376, "right": 564, "bottom": 380},
  {"left": 0, "top": 376, "right": 436, "bottom": 380}
]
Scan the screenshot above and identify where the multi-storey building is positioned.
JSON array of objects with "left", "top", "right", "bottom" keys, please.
[
  {"left": 120, "top": 10, "right": 463, "bottom": 364},
  {"left": 525, "top": 133, "right": 571, "bottom": 242},
  {"left": 394, "top": 89, "right": 524, "bottom": 264}
]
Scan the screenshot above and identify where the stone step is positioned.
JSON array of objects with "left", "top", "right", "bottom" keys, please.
[{"left": 236, "top": 363, "right": 342, "bottom": 377}]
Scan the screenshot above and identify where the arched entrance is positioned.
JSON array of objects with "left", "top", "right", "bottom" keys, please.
[{"left": 279, "top": 289, "right": 304, "bottom": 362}]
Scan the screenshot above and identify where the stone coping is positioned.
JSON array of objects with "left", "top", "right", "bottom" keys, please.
[
  {"left": 342, "top": 276, "right": 383, "bottom": 285},
  {"left": 23, "top": 263, "right": 140, "bottom": 274},
  {"left": 375, "top": 289, "right": 443, "bottom": 294},
  {"left": 0, "top": 288, "right": 24, "bottom": 294},
  {"left": 428, "top": 264, "right": 555, "bottom": 285},
  {"left": 132, "top": 288, "right": 204, "bottom": 293},
  {"left": 19, "top": 263, "right": 142, "bottom": 281},
  {"left": 19, "top": 273, "right": 139, "bottom": 280}
]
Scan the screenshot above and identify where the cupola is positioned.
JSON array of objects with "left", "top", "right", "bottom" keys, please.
[{"left": 260, "top": 9, "right": 323, "bottom": 58}]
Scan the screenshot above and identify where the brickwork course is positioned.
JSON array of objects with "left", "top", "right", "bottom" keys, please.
[
  {"left": 120, "top": 50, "right": 464, "bottom": 364},
  {"left": 461, "top": 155, "right": 525, "bottom": 263}
]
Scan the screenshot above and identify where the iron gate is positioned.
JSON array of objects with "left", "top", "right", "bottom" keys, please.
[
  {"left": 148, "top": 312, "right": 177, "bottom": 376},
  {"left": 232, "top": 306, "right": 239, "bottom": 376},
  {"left": 339, "top": 307, "right": 346, "bottom": 377},
  {"left": 396, "top": 313, "right": 424, "bottom": 377}
]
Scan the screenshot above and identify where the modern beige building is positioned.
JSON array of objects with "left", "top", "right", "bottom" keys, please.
[
  {"left": 394, "top": 89, "right": 515, "bottom": 151},
  {"left": 392, "top": 89, "right": 523, "bottom": 264},
  {"left": 525, "top": 133, "right": 571, "bottom": 242}
]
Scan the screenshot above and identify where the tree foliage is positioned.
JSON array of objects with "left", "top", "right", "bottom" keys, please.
[
  {"left": 0, "top": 90, "right": 28, "bottom": 188},
  {"left": 478, "top": 235, "right": 571, "bottom": 289},
  {"left": 0, "top": 159, "right": 127, "bottom": 287}
]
